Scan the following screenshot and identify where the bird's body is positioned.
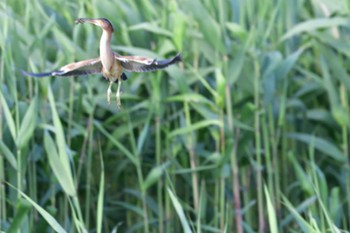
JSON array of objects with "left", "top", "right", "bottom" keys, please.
[
  {"left": 103, "top": 60, "right": 123, "bottom": 82},
  {"left": 23, "top": 18, "right": 182, "bottom": 108}
]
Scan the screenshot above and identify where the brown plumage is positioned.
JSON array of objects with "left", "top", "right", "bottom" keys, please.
[{"left": 23, "top": 18, "right": 182, "bottom": 107}]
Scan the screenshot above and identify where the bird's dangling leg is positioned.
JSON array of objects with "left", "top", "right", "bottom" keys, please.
[
  {"left": 107, "top": 81, "right": 113, "bottom": 106},
  {"left": 116, "top": 77, "right": 122, "bottom": 109}
]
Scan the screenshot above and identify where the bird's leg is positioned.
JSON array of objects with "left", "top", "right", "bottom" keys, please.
[
  {"left": 116, "top": 78, "right": 122, "bottom": 108},
  {"left": 107, "top": 81, "right": 113, "bottom": 106}
]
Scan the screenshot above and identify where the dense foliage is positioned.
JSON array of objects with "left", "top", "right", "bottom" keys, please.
[{"left": 1, "top": 0, "right": 350, "bottom": 232}]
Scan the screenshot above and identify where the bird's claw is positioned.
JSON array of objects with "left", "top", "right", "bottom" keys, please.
[
  {"left": 107, "top": 84, "right": 112, "bottom": 106},
  {"left": 116, "top": 91, "right": 122, "bottom": 109},
  {"left": 116, "top": 78, "right": 122, "bottom": 109}
]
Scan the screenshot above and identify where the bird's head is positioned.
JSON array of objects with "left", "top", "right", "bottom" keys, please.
[{"left": 75, "top": 18, "right": 114, "bottom": 32}]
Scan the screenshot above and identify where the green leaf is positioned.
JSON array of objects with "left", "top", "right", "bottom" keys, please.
[
  {"left": 96, "top": 147, "right": 105, "bottom": 233},
  {"left": 287, "top": 151, "right": 313, "bottom": 194},
  {"left": 312, "top": 31, "right": 350, "bottom": 58},
  {"left": 166, "top": 93, "right": 213, "bottom": 105},
  {"left": 16, "top": 96, "right": 38, "bottom": 149},
  {"left": 7, "top": 199, "right": 31, "bottom": 233},
  {"left": 332, "top": 105, "right": 350, "bottom": 128},
  {"left": 0, "top": 140, "right": 17, "bottom": 170},
  {"left": 180, "top": 0, "right": 225, "bottom": 53},
  {"left": 287, "top": 133, "right": 345, "bottom": 162},
  {"left": 264, "top": 186, "right": 278, "bottom": 233},
  {"left": 112, "top": 45, "right": 159, "bottom": 58},
  {"left": 44, "top": 132, "right": 75, "bottom": 196},
  {"left": 7, "top": 183, "right": 67, "bottom": 233},
  {"left": 215, "top": 68, "right": 226, "bottom": 108},
  {"left": 46, "top": 86, "right": 76, "bottom": 196},
  {"left": 136, "top": 117, "right": 150, "bottom": 155},
  {"left": 94, "top": 120, "right": 137, "bottom": 165},
  {"left": 276, "top": 45, "right": 308, "bottom": 80},
  {"left": 227, "top": 47, "right": 245, "bottom": 85},
  {"left": 52, "top": 28, "right": 81, "bottom": 54},
  {"left": 143, "top": 162, "right": 170, "bottom": 191},
  {"left": 281, "top": 17, "right": 350, "bottom": 41},
  {"left": 280, "top": 196, "right": 317, "bottom": 227},
  {"left": 306, "top": 109, "right": 335, "bottom": 126},
  {"left": 226, "top": 22, "right": 247, "bottom": 39},
  {"left": 0, "top": 91, "right": 17, "bottom": 141},
  {"left": 188, "top": 66, "right": 218, "bottom": 99},
  {"left": 168, "top": 119, "right": 223, "bottom": 138},
  {"left": 129, "top": 22, "right": 173, "bottom": 37},
  {"left": 115, "top": 202, "right": 144, "bottom": 217},
  {"left": 323, "top": 47, "right": 350, "bottom": 92},
  {"left": 167, "top": 188, "right": 193, "bottom": 233},
  {"left": 319, "top": 54, "right": 339, "bottom": 107},
  {"left": 172, "top": 11, "right": 187, "bottom": 51},
  {"left": 282, "top": 196, "right": 312, "bottom": 233}
]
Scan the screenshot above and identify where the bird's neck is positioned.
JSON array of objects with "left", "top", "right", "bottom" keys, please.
[{"left": 99, "top": 30, "right": 114, "bottom": 71}]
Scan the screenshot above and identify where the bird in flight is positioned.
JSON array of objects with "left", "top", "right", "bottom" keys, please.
[{"left": 23, "top": 18, "right": 182, "bottom": 108}]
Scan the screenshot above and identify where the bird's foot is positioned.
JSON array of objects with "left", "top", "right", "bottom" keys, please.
[
  {"left": 116, "top": 91, "right": 122, "bottom": 109},
  {"left": 107, "top": 83, "right": 113, "bottom": 106},
  {"left": 116, "top": 79, "right": 122, "bottom": 109}
]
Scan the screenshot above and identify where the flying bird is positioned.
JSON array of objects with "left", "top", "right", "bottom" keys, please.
[{"left": 23, "top": 18, "right": 182, "bottom": 108}]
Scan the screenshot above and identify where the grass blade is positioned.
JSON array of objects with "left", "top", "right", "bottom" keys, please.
[
  {"left": 129, "top": 22, "right": 173, "bottom": 37},
  {"left": 143, "top": 162, "right": 170, "bottom": 191},
  {"left": 282, "top": 17, "right": 350, "bottom": 41},
  {"left": 7, "top": 199, "right": 31, "bottom": 233},
  {"left": 264, "top": 185, "right": 278, "bottom": 233},
  {"left": 287, "top": 133, "right": 345, "bottom": 162},
  {"left": 16, "top": 96, "right": 38, "bottom": 149},
  {"left": 168, "top": 119, "right": 223, "bottom": 138},
  {"left": 96, "top": 144, "right": 105, "bottom": 233},
  {"left": 7, "top": 183, "right": 67, "bottom": 233},
  {"left": 44, "top": 132, "right": 75, "bottom": 196},
  {"left": 0, "top": 91, "right": 17, "bottom": 141},
  {"left": 167, "top": 188, "right": 193, "bottom": 233},
  {"left": 0, "top": 140, "right": 17, "bottom": 170},
  {"left": 46, "top": 86, "right": 76, "bottom": 196}
]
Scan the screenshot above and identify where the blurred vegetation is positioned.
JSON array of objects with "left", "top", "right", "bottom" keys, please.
[{"left": 1, "top": 0, "right": 350, "bottom": 232}]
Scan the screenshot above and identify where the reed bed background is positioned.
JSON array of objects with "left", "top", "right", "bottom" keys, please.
[{"left": 1, "top": 0, "right": 350, "bottom": 232}]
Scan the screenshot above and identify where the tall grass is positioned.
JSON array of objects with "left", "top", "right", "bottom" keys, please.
[{"left": 1, "top": 0, "right": 350, "bottom": 232}]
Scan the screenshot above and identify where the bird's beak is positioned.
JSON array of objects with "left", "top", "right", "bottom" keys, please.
[
  {"left": 75, "top": 18, "right": 114, "bottom": 32},
  {"left": 75, "top": 18, "right": 100, "bottom": 26}
]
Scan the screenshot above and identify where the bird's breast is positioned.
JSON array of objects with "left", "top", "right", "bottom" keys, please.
[{"left": 102, "top": 60, "right": 123, "bottom": 82}]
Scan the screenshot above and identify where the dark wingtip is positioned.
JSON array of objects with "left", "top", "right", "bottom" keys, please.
[
  {"left": 166, "top": 53, "right": 181, "bottom": 66},
  {"left": 174, "top": 53, "right": 182, "bottom": 63},
  {"left": 152, "top": 53, "right": 182, "bottom": 68},
  {"left": 22, "top": 70, "right": 53, "bottom": 78}
]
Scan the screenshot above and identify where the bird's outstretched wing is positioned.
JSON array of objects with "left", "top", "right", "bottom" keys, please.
[
  {"left": 115, "top": 53, "right": 182, "bottom": 72},
  {"left": 22, "top": 57, "right": 102, "bottom": 77}
]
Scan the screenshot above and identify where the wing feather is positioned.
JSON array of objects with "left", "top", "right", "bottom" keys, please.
[
  {"left": 115, "top": 53, "right": 181, "bottom": 72},
  {"left": 22, "top": 57, "right": 102, "bottom": 78},
  {"left": 23, "top": 53, "right": 182, "bottom": 78}
]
